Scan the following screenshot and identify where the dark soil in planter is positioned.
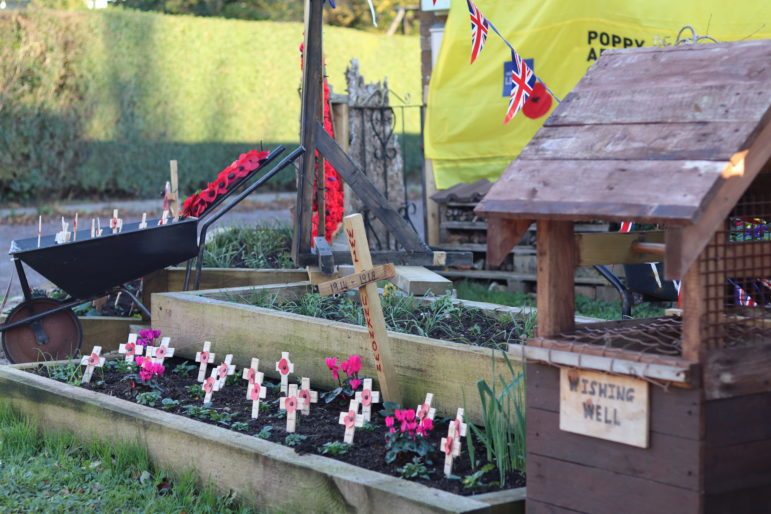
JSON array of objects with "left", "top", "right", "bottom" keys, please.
[
  {"left": 29, "top": 357, "right": 525, "bottom": 496},
  {"left": 235, "top": 291, "right": 534, "bottom": 349}
]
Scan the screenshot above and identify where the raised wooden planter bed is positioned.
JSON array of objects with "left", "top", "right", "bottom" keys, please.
[
  {"left": 0, "top": 363, "right": 525, "bottom": 513},
  {"left": 152, "top": 282, "right": 534, "bottom": 425}
]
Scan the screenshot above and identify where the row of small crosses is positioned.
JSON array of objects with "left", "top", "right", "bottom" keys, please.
[{"left": 84, "top": 335, "right": 178, "bottom": 383}]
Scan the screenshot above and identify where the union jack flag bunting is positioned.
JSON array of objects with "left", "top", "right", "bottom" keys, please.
[
  {"left": 504, "top": 49, "right": 535, "bottom": 124},
  {"left": 730, "top": 279, "right": 759, "bottom": 307},
  {"left": 467, "top": 0, "right": 489, "bottom": 64}
]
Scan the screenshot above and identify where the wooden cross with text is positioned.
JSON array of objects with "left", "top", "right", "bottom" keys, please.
[
  {"left": 118, "top": 334, "right": 142, "bottom": 363},
  {"left": 317, "top": 214, "right": 401, "bottom": 404}
]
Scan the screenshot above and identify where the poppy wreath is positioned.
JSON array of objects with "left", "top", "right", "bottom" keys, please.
[{"left": 180, "top": 149, "right": 270, "bottom": 218}]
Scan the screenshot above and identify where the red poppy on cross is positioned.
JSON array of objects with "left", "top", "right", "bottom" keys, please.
[
  {"left": 275, "top": 352, "right": 294, "bottom": 394},
  {"left": 354, "top": 378, "right": 380, "bottom": 422},
  {"left": 279, "top": 383, "right": 306, "bottom": 433},
  {"left": 339, "top": 399, "right": 365, "bottom": 444},
  {"left": 80, "top": 346, "right": 105, "bottom": 384},
  {"left": 118, "top": 334, "right": 142, "bottom": 363},
  {"left": 195, "top": 341, "right": 216, "bottom": 383}
]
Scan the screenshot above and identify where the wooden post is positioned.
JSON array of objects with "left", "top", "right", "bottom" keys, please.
[
  {"left": 342, "top": 214, "right": 401, "bottom": 403},
  {"left": 169, "top": 160, "right": 180, "bottom": 221},
  {"left": 536, "top": 220, "right": 577, "bottom": 337},
  {"left": 118, "top": 334, "right": 142, "bottom": 363},
  {"left": 293, "top": 0, "right": 325, "bottom": 263}
]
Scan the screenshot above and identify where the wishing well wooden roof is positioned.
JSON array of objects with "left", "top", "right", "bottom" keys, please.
[{"left": 476, "top": 40, "right": 771, "bottom": 225}]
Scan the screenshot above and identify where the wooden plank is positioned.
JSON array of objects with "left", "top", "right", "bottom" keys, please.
[
  {"left": 526, "top": 453, "right": 702, "bottom": 514},
  {"left": 529, "top": 407, "right": 702, "bottom": 490},
  {"left": 706, "top": 485, "right": 771, "bottom": 514},
  {"left": 536, "top": 220, "right": 576, "bottom": 337},
  {"left": 520, "top": 122, "right": 757, "bottom": 162},
  {"left": 705, "top": 438, "right": 771, "bottom": 494},
  {"left": 572, "top": 41, "right": 771, "bottom": 92},
  {"left": 526, "top": 363, "right": 704, "bottom": 439},
  {"left": 705, "top": 345, "right": 771, "bottom": 399},
  {"left": 306, "top": 266, "right": 339, "bottom": 285},
  {"left": 296, "top": 249, "right": 472, "bottom": 267},
  {"left": 477, "top": 160, "right": 725, "bottom": 224},
  {"left": 292, "top": 0, "right": 324, "bottom": 262},
  {"left": 525, "top": 499, "right": 584, "bottom": 513},
  {"left": 546, "top": 83, "right": 771, "bottom": 126},
  {"left": 152, "top": 291, "right": 526, "bottom": 425},
  {"left": 559, "top": 368, "right": 650, "bottom": 448},
  {"left": 664, "top": 117, "right": 771, "bottom": 280},
  {"left": 317, "top": 263, "right": 395, "bottom": 296},
  {"left": 316, "top": 125, "right": 429, "bottom": 252},
  {"left": 706, "top": 391, "right": 771, "bottom": 446},
  {"left": 484, "top": 216, "right": 532, "bottom": 267},
  {"left": 390, "top": 266, "right": 452, "bottom": 296},
  {"left": 79, "top": 317, "right": 135, "bottom": 352},
  {"left": 576, "top": 231, "right": 665, "bottom": 266},
  {"left": 680, "top": 259, "right": 704, "bottom": 362}
]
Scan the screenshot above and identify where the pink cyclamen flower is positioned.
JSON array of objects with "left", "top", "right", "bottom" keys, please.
[
  {"left": 341, "top": 355, "right": 362, "bottom": 376},
  {"left": 325, "top": 357, "right": 339, "bottom": 380},
  {"left": 349, "top": 378, "right": 361, "bottom": 391},
  {"left": 417, "top": 418, "right": 433, "bottom": 436},
  {"left": 385, "top": 416, "right": 394, "bottom": 428},
  {"left": 135, "top": 356, "right": 145, "bottom": 367}
]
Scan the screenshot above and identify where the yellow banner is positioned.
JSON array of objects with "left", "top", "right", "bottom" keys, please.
[{"left": 425, "top": 0, "right": 771, "bottom": 189}]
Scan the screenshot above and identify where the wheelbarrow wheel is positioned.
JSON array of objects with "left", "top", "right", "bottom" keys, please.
[{"left": 1, "top": 298, "right": 82, "bottom": 364}]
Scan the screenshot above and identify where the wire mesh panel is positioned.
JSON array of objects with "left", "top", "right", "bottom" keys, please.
[{"left": 699, "top": 187, "right": 771, "bottom": 350}]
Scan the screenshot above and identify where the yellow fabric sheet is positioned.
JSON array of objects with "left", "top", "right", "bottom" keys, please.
[{"left": 425, "top": 0, "right": 771, "bottom": 189}]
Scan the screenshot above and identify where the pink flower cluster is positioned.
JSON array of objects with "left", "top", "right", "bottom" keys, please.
[
  {"left": 134, "top": 356, "right": 165, "bottom": 382},
  {"left": 385, "top": 409, "right": 434, "bottom": 438},
  {"left": 325, "top": 355, "right": 363, "bottom": 391},
  {"left": 137, "top": 329, "right": 161, "bottom": 347}
]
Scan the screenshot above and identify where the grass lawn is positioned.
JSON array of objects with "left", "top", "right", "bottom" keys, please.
[{"left": 0, "top": 404, "right": 254, "bottom": 513}]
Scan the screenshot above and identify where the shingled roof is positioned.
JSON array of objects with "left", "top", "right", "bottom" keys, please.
[{"left": 476, "top": 40, "right": 771, "bottom": 226}]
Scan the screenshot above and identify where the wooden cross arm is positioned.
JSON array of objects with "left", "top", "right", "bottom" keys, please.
[{"left": 317, "top": 263, "right": 396, "bottom": 296}]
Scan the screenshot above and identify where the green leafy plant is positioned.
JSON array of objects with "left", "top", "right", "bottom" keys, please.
[
  {"left": 254, "top": 426, "right": 273, "bottom": 440},
  {"left": 182, "top": 405, "right": 212, "bottom": 420},
  {"left": 185, "top": 384, "right": 204, "bottom": 400},
  {"left": 226, "top": 373, "right": 241, "bottom": 387},
  {"left": 45, "top": 361, "right": 82, "bottom": 386},
  {"left": 318, "top": 441, "right": 351, "bottom": 456},
  {"left": 106, "top": 359, "right": 136, "bottom": 374},
  {"left": 207, "top": 410, "right": 237, "bottom": 426},
  {"left": 468, "top": 352, "right": 526, "bottom": 487},
  {"left": 462, "top": 463, "right": 497, "bottom": 491},
  {"left": 284, "top": 434, "right": 307, "bottom": 447},
  {"left": 381, "top": 402, "right": 435, "bottom": 464},
  {"left": 136, "top": 392, "right": 162, "bottom": 407},
  {"left": 172, "top": 362, "right": 197, "bottom": 377},
  {"left": 231, "top": 422, "right": 249, "bottom": 432},
  {"left": 161, "top": 398, "right": 180, "bottom": 411},
  {"left": 397, "top": 457, "right": 430, "bottom": 480}
]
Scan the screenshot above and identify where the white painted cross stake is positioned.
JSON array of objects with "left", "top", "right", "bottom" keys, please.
[
  {"left": 203, "top": 369, "right": 218, "bottom": 404},
  {"left": 80, "top": 346, "right": 105, "bottom": 384},
  {"left": 215, "top": 354, "right": 236, "bottom": 390},
  {"left": 317, "top": 214, "right": 401, "bottom": 404},
  {"left": 249, "top": 373, "right": 267, "bottom": 419},
  {"left": 275, "top": 352, "right": 294, "bottom": 394},
  {"left": 118, "top": 334, "right": 142, "bottom": 363},
  {"left": 298, "top": 377, "right": 318, "bottom": 416},
  {"left": 354, "top": 378, "right": 380, "bottom": 422},
  {"left": 338, "top": 399, "right": 365, "bottom": 444},
  {"left": 158, "top": 210, "right": 170, "bottom": 226},
  {"left": 195, "top": 341, "right": 216, "bottom": 382},
  {"left": 148, "top": 337, "right": 174, "bottom": 366},
  {"left": 242, "top": 358, "right": 261, "bottom": 400},
  {"left": 138, "top": 213, "right": 148, "bottom": 229},
  {"left": 279, "top": 383, "right": 305, "bottom": 433},
  {"left": 440, "top": 408, "right": 468, "bottom": 476},
  {"left": 110, "top": 209, "right": 123, "bottom": 234},
  {"left": 416, "top": 393, "right": 436, "bottom": 422}
]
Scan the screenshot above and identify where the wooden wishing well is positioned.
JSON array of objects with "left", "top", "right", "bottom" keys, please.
[
  {"left": 291, "top": 0, "right": 471, "bottom": 272},
  {"left": 476, "top": 40, "right": 771, "bottom": 512}
]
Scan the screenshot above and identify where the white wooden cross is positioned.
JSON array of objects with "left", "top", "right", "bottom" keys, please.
[
  {"left": 440, "top": 408, "right": 468, "bottom": 476},
  {"left": 354, "top": 378, "right": 380, "bottom": 422},
  {"left": 248, "top": 369, "right": 266, "bottom": 419},
  {"left": 118, "top": 334, "right": 142, "bottom": 363},
  {"left": 416, "top": 393, "right": 436, "bottom": 422},
  {"left": 72, "top": 213, "right": 78, "bottom": 241},
  {"left": 242, "top": 358, "right": 261, "bottom": 399},
  {"left": 317, "top": 214, "right": 401, "bottom": 404},
  {"left": 37, "top": 215, "right": 41, "bottom": 248},
  {"left": 110, "top": 209, "right": 123, "bottom": 234},
  {"left": 158, "top": 209, "right": 170, "bottom": 226},
  {"left": 195, "top": 341, "right": 216, "bottom": 382},
  {"left": 55, "top": 217, "right": 71, "bottom": 244},
  {"left": 215, "top": 354, "right": 236, "bottom": 389},
  {"left": 148, "top": 337, "right": 174, "bottom": 366},
  {"left": 279, "top": 383, "right": 306, "bottom": 433},
  {"left": 80, "top": 346, "right": 105, "bottom": 384},
  {"left": 298, "top": 377, "right": 318, "bottom": 416},
  {"left": 338, "top": 399, "right": 365, "bottom": 444},
  {"left": 275, "top": 352, "right": 294, "bottom": 394},
  {"left": 138, "top": 213, "right": 148, "bottom": 229},
  {"left": 203, "top": 369, "right": 218, "bottom": 404}
]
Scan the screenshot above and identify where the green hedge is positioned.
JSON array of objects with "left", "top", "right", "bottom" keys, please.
[{"left": 0, "top": 9, "right": 420, "bottom": 200}]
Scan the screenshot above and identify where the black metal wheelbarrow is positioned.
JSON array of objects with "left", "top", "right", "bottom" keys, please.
[{"left": 1, "top": 145, "right": 304, "bottom": 363}]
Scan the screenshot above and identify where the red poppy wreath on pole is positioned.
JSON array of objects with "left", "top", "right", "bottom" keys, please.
[{"left": 180, "top": 150, "right": 270, "bottom": 218}]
